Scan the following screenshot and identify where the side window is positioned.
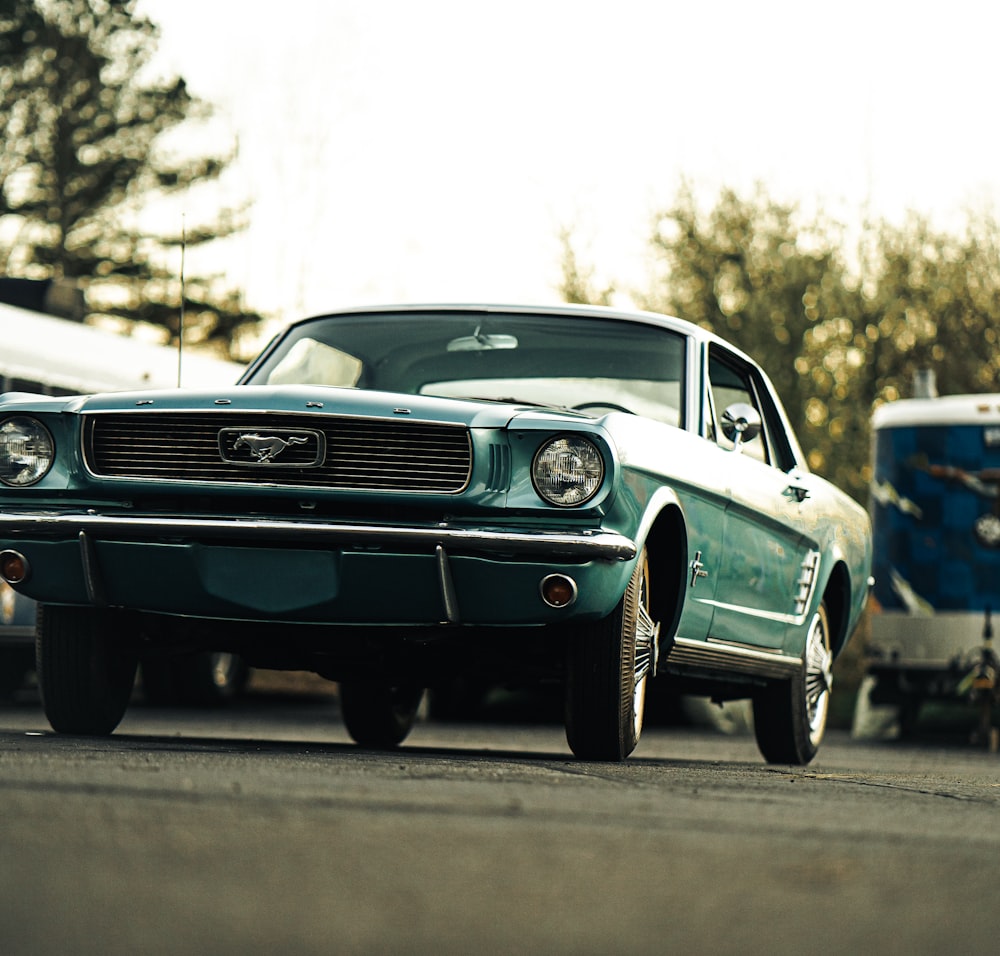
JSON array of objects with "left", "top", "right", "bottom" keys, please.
[
  {"left": 706, "top": 346, "right": 798, "bottom": 471},
  {"left": 707, "top": 349, "right": 769, "bottom": 464}
]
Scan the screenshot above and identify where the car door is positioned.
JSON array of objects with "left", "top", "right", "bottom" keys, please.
[
  {"left": 704, "top": 345, "right": 818, "bottom": 650},
  {"left": 669, "top": 449, "right": 728, "bottom": 644}
]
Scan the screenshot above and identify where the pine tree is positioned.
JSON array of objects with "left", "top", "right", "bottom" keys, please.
[{"left": 0, "top": 0, "right": 257, "bottom": 353}]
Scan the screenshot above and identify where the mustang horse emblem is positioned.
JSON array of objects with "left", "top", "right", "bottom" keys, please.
[{"left": 233, "top": 432, "right": 309, "bottom": 463}]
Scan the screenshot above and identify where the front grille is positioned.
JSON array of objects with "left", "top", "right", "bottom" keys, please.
[{"left": 84, "top": 412, "right": 472, "bottom": 493}]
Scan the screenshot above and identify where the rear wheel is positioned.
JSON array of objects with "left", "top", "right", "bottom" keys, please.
[
  {"left": 339, "top": 681, "right": 424, "bottom": 748},
  {"left": 36, "top": 605, "right": 138, "bottom": 735},
  {"left": 565, "top": 550, "right": 656, "bottom": 761},
  {"left": 753, "top": 602, "right": 832, "bottom": 765}
]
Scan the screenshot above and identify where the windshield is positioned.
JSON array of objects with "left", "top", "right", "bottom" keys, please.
[{"left": 247, "top": 311, "right": 686, "bottom": 426}]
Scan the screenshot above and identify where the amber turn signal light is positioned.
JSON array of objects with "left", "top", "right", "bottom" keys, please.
[
  {"left": 0, "top": 550, "right": 30, "bottom": 585},
  {"left": 540, "top": 574, "right": 577, "bottom": 609}
]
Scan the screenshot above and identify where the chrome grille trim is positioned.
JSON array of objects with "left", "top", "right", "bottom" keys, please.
[{"left": 83, "top": 412, "right": 473, "bottom": 493}]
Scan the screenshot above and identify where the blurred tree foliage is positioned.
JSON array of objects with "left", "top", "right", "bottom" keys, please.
[
  {"left": 0, "top": 0, "right": 258, "bottom": 354},
  {"left": 556, "top": 228, "right": 615, "bottom": 306},
  {"left": 561, "top": 183, "right": 1000, "bottom": 503}
]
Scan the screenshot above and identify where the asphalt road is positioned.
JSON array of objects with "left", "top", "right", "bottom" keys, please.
[{"left": 2, "top": 684, "right": 999, "bottom": 956}]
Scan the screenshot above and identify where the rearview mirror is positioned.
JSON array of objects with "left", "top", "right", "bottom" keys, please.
[{"left": 446, "top": 325, "right": 518, "bottom": 352}]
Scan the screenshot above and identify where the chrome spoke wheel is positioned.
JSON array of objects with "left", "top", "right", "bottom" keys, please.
[
  {"left": 804, "top": 611, "right": 833, "bottom": 745},
  {"left": 632, "top": 571, "right": 658, "bottom": 740},
  {"left": 565, "top": 548, "right": 657, "bottom": 761},
  {"left": 753, "top": 601, "right": 832, "bottom": 765}
]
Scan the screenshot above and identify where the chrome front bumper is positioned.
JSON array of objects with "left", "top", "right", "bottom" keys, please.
[
  {"left": 0, "top": 511, "right": 639, "bottom": 626},
  {"left": 0, "top": 511, "right": 637, "bottom": 562}
]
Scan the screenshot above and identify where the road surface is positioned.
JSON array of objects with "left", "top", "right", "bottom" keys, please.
[{"left": 2, "top": 684, "right": 998, "bottom": 955}]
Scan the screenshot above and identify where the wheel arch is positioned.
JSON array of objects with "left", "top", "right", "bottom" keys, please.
[
  {"left": 820, "top": 559, "right": 852, "bottom": 657},
  {"left": 639, "top": 502, "right": 687, "bottom": 646}
]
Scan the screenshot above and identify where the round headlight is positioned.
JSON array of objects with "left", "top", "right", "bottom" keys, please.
[
  {"left": 532, "top": 435, "right": 604, "bottom": 506},
  {"left": 0, "top": 417, "right": 55, "bottom": 487}
]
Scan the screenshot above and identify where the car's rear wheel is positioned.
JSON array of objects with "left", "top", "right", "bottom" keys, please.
[
  {"left": 565, "top": 550, "right": 656, "bottom": 760},
  {"left": 339, "top": 681, "right": 424, "bottom": 748},
  {"left": 753, "top": 602, "right": 832, "bottom": 765},
  {"left": 36, "top": 604, "right": 138, "bottom": 735}
]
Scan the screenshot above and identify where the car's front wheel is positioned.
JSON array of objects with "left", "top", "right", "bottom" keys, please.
[
  {"left": 753, "top": 602, "right": 832, "bottom": 765},
  {"left": 36, "top": 605, "right": 138, "bottom": 735},
  {"left": 565, "top": 550, "right": 656, "bottom": 761},
  {"left": 339, "top": 681, "right": 424, "bottom": 748}
]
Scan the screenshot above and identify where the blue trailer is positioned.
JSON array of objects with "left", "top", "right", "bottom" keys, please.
[{"left": 859, "top": 393, "right": 1000, "bottom": 733}]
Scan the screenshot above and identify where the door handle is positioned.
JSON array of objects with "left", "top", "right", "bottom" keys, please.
[{"left": 786, "top": 484, "right": 810, "bottom": 503}]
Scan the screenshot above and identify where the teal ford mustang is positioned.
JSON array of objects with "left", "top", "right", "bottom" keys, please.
[{"left": 0, "top": 304, "right": 871, "bottom": 763}]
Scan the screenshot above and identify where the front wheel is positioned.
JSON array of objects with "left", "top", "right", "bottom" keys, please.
[
  {"left": 339, "top": 681, "right": 424, "bottom": 748},
  {"left": 36, "top": 605, "right": 138, "bottom": 735},
  {"left": 565, "top": 550, "right": 657, "bottom": 761},
  {"left": 753, "top": 602, "right": 832, "bottom": 765}
]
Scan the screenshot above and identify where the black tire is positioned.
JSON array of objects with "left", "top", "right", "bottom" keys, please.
[
  {"left": 36, "top": 604, "right": 138, "bottom": 735},
  {"left": 753, "top": 602, "right": 832, "bottom": 765},
  {"left": 565, "top": 550, "right": 656, "bottom": 761},
  {"left": 339, "top": 681, "right": 424, "bottom": 748}
]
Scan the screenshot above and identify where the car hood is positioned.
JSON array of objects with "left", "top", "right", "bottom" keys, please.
[{"left": 60, "top": 384, "right": 591, "bottom": 431}]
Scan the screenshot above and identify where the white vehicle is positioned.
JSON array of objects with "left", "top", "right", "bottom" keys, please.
[
  {"left": 1, "top": 300, "right": 242, "bottom": 395},
  {"left": 859, "top": 392, "right": 1000, "bottom": 732},
  {"left": 0, "top": 301, "right": 248, "bottom": 702}
]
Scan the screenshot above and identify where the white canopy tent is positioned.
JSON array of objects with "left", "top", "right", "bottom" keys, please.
[{"left": 0, "top": 302, "right": 245, "bottom": 394}]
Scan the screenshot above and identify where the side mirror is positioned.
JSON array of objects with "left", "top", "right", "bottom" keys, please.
[{"left": 721, "top": 402, "right": 762, "bottom": 451}]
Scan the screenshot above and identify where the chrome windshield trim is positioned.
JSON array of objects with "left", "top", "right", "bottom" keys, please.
[{"left": 0, "top": 512, "right": 637, "bottom": 562}]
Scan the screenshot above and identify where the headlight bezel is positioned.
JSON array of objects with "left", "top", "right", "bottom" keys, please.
[
  {"left": 531, "top": 434, "right": 606, "bottom": 507},
  {"left": 0, "top": 415, "right": 56, "bottom": 488}
]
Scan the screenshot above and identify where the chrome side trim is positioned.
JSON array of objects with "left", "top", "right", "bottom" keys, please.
[
  {"left": 664, "top": 635, "right": 802, "bottom": 680},
  {"left": 697, "top": 599, "right": 801, "bottom": 626},
  {"left": 700, "top": 550, "right": 821, "bottom": 629},
  {"left": 0, "top": 513, "right": 637, "bottom": 563}
]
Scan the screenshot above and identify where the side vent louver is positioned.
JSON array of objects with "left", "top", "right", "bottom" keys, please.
[
  {"left": 794, "top": 550, "right": 821, "bottom": 616},
  {"left": 485, "top": 443, "right": 511, "bottom": 492}
]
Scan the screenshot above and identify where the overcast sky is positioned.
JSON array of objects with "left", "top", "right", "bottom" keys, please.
[{"left": 137, "top": 0, "right": 1000, "bottom": 324}]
